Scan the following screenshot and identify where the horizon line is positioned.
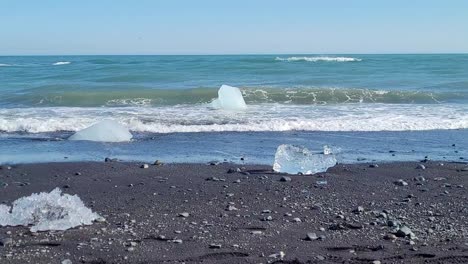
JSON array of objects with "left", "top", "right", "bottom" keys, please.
[{"left": 1, "top": 52, "right": 468, "bottom": 56}]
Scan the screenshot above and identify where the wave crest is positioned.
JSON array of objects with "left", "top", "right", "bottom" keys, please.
[
  {"left": 275, "top": 56, "right": 362, "bottom": 62},
  {"left": 53, "top": 61, "right": 71, "bottom": 66},
  {"left": 1, "top": 104, "right": 467, "bottom": 133}
]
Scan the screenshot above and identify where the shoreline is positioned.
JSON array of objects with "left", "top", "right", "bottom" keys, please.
[{"left": 1, "top": 161, "right": 467, "bottom": 263}]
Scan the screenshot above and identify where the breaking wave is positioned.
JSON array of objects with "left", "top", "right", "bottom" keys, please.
[
  {"left": 275, "top": 56, "right": 362, "bottom": 62},
  {"left": 52, "top": 61, "right": 71, "bottom": 65},
  {"left": 0, "top": 63, "right": 12, "bottom": 67},
  {"left": 1, "top": 104, "right": 467, "bottom": 133},
  {"left": 3, "top": 87, "right": 465, "bottom": 107}
]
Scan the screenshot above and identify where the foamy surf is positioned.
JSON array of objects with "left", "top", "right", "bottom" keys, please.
[
  {"left": 53, "top": 61, "right": 71, "bottom": 65},
  {"left": 1, "top": 104, "right": 467, "bottom": 133},
  {"left": 0, "top": 63, "right": 12, "bottom": 67},
  {"left": 275, "top": 56, "right": 362, "bottom": 62}
]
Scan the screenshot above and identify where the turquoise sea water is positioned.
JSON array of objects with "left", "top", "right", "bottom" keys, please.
[{"left": 0, "top": 54, "right": 467, "bottom": 164}]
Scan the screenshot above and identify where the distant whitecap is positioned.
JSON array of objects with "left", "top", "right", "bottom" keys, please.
[
  {"left": 53, "top": 61, "right": 71, "bottom": 65},
  {"left": 275, "top": 56, "right": 362, "bottom": 62}
]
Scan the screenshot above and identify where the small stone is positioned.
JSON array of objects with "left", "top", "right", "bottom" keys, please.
[
  {"left": 153, "top": 160, "right": 163, "bottom": 166},
  {"left": 372, "top": 261, "right": 381, "bottom": 264},
  {"left": 126, "top": 247, "right": 135, "bottom": 252},
  {"left": 394, "top": 179, "right": 408, "bottom": 186},
  {"left": 292, "top": 217, "right": 302, "bottom": 223},
  {"left": 206, "top": 176, "right": 220, "bottom": 182},
  {"left": 369, "top": 164, "right": 379, "bottom": 168},
  {"left": 384, "top": 234, "right": 397, "bottom": 240},
  {"left": 140, "top": 164, "right": 149, "bottom": 169},
  {"left": 353, "top": 206, "right": 364, "bottom": 214},
  {"left": 61, "top": 259, "right": 72, "bottom": 264},
  {"left": 171, "top": 239, "right": 183, "bottom": 244},
  {"left": 416, "top": 164, "right": 426, "bottom": 170},
  {"left": 262, "top": 215, "right": 273, "bottom": 221},
  {"left": 209, "top": 244, "right": 222, "bottom": 249},
  {"left": 396, "top": 226, "right": 414, "bottom": 238},
  {"left": 414, "top": 176, "right": 426, "bottom": 182},
  {"left": 227, "top": 168, "right": 241, "bottom": 173},
  {"left": 0, "top": 238, "right": 13, "bottom": 247},
  {"left": 178, "top": 212, "right": 190, "bottom": 218},
  {"left": 226, "top": 205, "right": 238, "bottom": 211},
  {"left": 280, "top": 176, "right": 292, "bottom": 182},
  {"left": 305, "top": 232, "right": 318, "bottom": 241},
  {"left": 268, "top": 251, "right": 285, "bottom": 259},
  {"left": 75, "top": 172, "right": 82, "bottom": 176}
]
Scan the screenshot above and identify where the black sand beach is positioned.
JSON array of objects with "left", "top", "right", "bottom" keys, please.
[{"left": 0, "top": 161, "right": 467, "bottom": 263}]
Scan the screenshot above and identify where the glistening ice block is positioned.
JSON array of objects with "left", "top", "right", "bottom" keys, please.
[
  {"left": 211, "top": 84, "right": 247, "bottom": 110},
  {"left": 69, "top": 120, "right": 132, "bottom": 142},
  {"left": 0, "top": 188, "right": 101, "bottom": 232},
  {"left": 273, "top": 144, "right": 337, "bottom": 175}
]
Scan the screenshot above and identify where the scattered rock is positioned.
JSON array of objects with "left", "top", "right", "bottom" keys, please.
[
  {"left": 140, "top": 164, "right": 149, "bottom": 169},
  {"left": 209, "top": 244, "right": 222, "bottom": 249},
  {"left": 414, "top": 176, "right": 426, "bottom": 182},
  {"left": 384, "top": 234, "right": 397, "bottom": 240},
  {"left": 226, "top": 205, "right": 239, "bottom": 211},
  {"left": 280, "top": 176, "right": 292, "bottom": 182},
  {"left": 416, "top": 164, "right": 426, "bottom": 170},
  {"left": 268, "top": 251, "right": 285, "bottom": 259},
  {"left": 178, "top": 212, "right": 190, "bottom": 218},
  {"left": 305, "top": 232, "right": 318, "bottom": 241},
  {"left": 394, "top": 179, "right": 408, "bottom": 186},
  {"left": 153, "top": 160, "right": 163, "bottom": 166},
  {"left": 61, "top": 259, "right": 72, "bottom": 264},
  {"left": 0, "top": 237, "right": 13, "bottom": 247},
  {"left": 396, "top": 226, "right": 415, "bottom": 239},
  {"left": 353, "top": 206, "right": 365, "bottom": 214},
  {"left": 292, "top": 217, "right": 302, "bottom": 223},
  {"left": 227, "top": 168, "right": 241, "bottom": 173}
]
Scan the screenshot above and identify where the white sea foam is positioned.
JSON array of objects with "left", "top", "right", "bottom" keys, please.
[
  {"left": 53, "top": 61, "right": 71, "bottom": 65},
  {"left": 275, "top": 56, "right": 362, "bottom": 62},
  {"left": 0, "top": 104, "right": 467, "bottom": 134},
  {"left": 0, "top": 63, "right": 11, "bottom": 67}
]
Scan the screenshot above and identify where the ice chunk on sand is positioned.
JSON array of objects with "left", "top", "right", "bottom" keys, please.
[
  {"left": 0, "top": 188, "right": 101, "bottom": 232},
  {"left": 273, "top": 144, "right": 337, "bottom": 175},
  {"left": 211, "top": 85, "right": 247, "bottom": 110},
  {"left": 69, "top": 120, "right": 132, "bottom": 142}
]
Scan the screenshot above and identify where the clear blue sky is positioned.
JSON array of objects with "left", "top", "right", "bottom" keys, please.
[{"left": 1, "top": 0, "right": 467, "bottom": 55}]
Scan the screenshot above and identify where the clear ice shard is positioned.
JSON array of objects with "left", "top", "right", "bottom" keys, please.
[
  {"left": 273, "top": 144, "right": 337, "bottom": 175},
  {"left": 0, "top": 188, "right": 101, "bottom": 232},
  {"left": 69, "top": 120, "right": 132, "bottom": 142},
  {"left": 211, "top": 84, "right": 247, "bottom": 110}
]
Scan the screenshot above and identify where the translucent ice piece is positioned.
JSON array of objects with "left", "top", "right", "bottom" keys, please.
[
  {"left": 0, "top": 188, "right": 101, "bottom": 232},
  {"left": 273, "top": 144, "right": 337, "bottom": 175},
  {"left": 69, "top": 120, "right": 132, "bottom": 142},
  {"left": 211, "top": 85, "right": 247, "bottom": 110}
]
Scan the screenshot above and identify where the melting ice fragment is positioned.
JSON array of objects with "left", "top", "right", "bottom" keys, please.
[
  {"left": 69, "top": 120, "right": 132, "bottom": 142},
  {"left": 273, "top": 144, "right": 337, "bottom": 175},
  {"left": 211, "top": 84, "right": 247, "bottom": 110},
  {"left": 0, "top": 188, "right": 101, "bottom": 232}
]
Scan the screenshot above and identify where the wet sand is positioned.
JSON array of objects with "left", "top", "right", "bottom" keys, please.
[{"left": 0, "top": 161, "right": 467, "bottom": 263}]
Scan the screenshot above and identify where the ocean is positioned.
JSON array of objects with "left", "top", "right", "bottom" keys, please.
[{"left": 1, "top": 54, "right": 467, "bottom": 164}]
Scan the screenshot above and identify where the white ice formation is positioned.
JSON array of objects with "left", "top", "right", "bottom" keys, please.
[
  {"left": 69, "top": 120, "right": 132, "bottom": 142},
  {"left": 273, "top": 144, "right": 337, "bottom": 175},
  {"left": 0, "top": 188, "right": 101, "bottom": 232},
  {"left": 211, "top": 85, "right": 247, "bottom": 110}
]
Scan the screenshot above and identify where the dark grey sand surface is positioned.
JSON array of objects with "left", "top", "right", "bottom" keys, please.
[{"left": 0, "top": 161, "right": 467, "bottom": 263}]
